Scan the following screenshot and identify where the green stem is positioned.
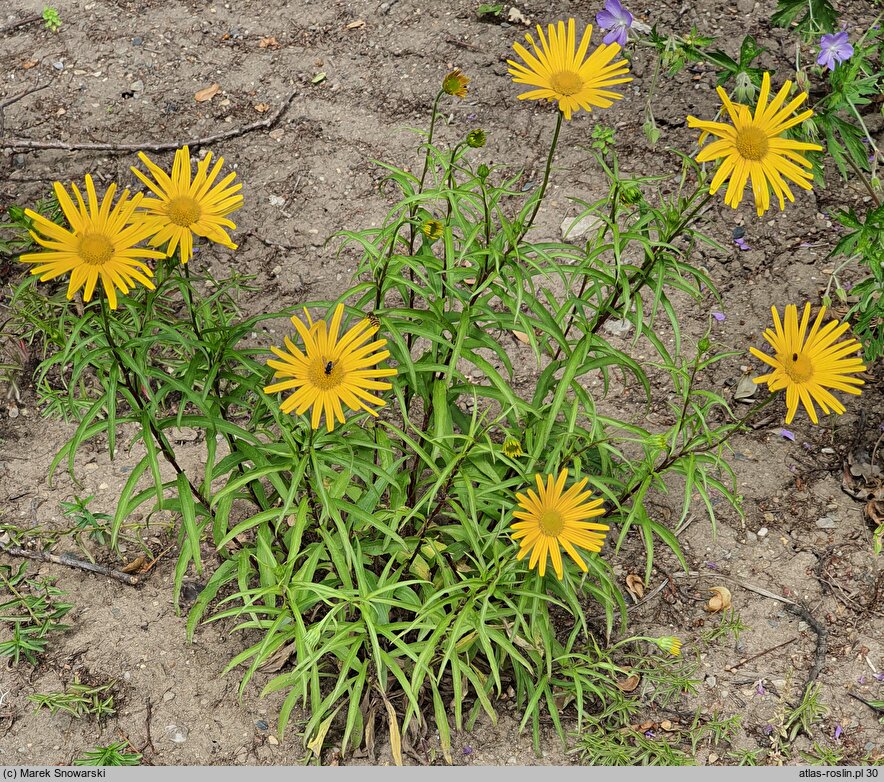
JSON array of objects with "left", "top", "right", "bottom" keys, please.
[
  {"left": 519, "top": 110, "right": 563, "bottom": 245},
  {"left": 98, "top": 299, "right": 211, "bottom": 511}
]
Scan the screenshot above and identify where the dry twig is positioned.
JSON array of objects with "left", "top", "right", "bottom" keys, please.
[
  {"left": 2, "top": 90, "right": 298, "bottom": 153},
  {"left": 0, "top": 543, "right": 140, "bottom": 585}
]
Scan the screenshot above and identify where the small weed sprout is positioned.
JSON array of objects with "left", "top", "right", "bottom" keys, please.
[
  {"left": 41, "top": 6, "right": 62, "bottom": 32},
  {"left": 73, "top": 742, "right": 141, "bottom": 766},
  {"left": 29, "top": 678, "right": 116, "bottom": 720}
]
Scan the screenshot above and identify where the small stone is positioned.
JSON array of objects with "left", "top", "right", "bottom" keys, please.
[
  {"left": 52, "top": 61, "right": 64, "bottom": 70},
  {"left": 132, "top": 36, "right": 143, "bottom": 45},
  {"left": 763, "top": 512, "right": 775, "bottom": 523},
  {"left": 708, "top": 752, "right": 719, "bottom": 764},
  {"left": 271, "top": 265, "right": 282, "bottom": 276},
  {"left": 506, "top": 757, "right": 518, "bottom": 765},
  {"left": 561, "top": 213, "right": 603, "bottom": 240},
  {"left": 705, "top": 675, "right": 717, "bottom": 689},
  {"left": 267, "top": 735, "right": 279, "bottom": 746},
  {"left": 815, "top": 515, "right": 838, "bottom": 529},
  {"left": 163, "top": 691, "right": 175, "bottom": 702},
  {"left": 268, "top": 195, "right": 285, "bottom": 207},
  {"left": 745, "top": 531, "right": 758, "bottom": 543},
  {"left": 757, "top": 527, "right": 769, "bottom": 538},
  {"left": 165, "top": 724, "right": 188, "bottom": 744}
]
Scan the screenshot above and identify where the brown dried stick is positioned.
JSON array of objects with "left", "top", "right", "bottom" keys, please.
[
  {"left": 0, "top": 14, "right": 41, "bottom": 36},
  {"left": 0, "top": 544, "right": 140, "bottom": 586},
  {"left": 2, "top": 90, "right": 298, "bottom": 153},
  {"left": 725, "top": 636, "right": 799, "bottom": 673}
]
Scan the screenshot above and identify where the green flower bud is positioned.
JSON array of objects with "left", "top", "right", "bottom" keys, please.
[
  {"left": 733, "top": 72, "right": 756, "bottom": 105},
  {"left": 466, "top": 129, "right": 486, "bottom": 148},
  {"left": 477, "top": 164, "right": 490, "bottom": 180},
  {"left": 619, "top": 182, "right": 642, "bottom": 205},
  {"left": 698, "top": 336, "right": 711, "bottom": 354}
]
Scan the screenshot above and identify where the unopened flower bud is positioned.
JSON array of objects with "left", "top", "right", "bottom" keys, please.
[
  {"left": 733, "top": 71, "right": 757, "bottom": 104},
  {"left": 466, "top": 129, "right": 486, "bottom": 148}
]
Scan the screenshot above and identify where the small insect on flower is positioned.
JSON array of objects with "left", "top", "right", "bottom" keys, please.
[
  {"left": 442, "top": 68, "right": 470, "bottom": 98},
  {"left": 264, "top": 304, "right": 397, "bottom": 432},
  {"left": 750, "top": 303, "right": 866, "bottom": 425}
]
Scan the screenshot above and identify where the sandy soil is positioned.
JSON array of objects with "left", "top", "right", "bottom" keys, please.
[{"left": 1, "top": 0, "right": 882, "bottom": 766}]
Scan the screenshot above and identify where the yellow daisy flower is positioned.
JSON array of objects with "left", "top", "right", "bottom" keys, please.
[
  {"left": 507, "top": 19, "right": 632, "bottom": 120},
  {"left": 750, "top": 304, "right": 866, "bottom": 425},
  {"left": 18, "top": 176, "right": 164, "bottom": 310},
  {"left": 511, "top": 469, "right": 609, "bottom": 579},
  {"left": 442, "top": 68, "right": 470, "bottom": 98},
  {"left": 687, "top": 72, "right": 823, "bottom": 216},
  {"left": 264, "top": 305, "right": 397, "bottom": 432},
  {"left": 131, "top": 146, "right": 243, "bottom": 264},
  {"left": 654, "top": 636, "right": 682, "bottom": 656}
]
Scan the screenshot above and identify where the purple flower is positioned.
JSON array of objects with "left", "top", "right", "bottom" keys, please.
[
  {"left": 763, "top": 724, "right": 774, "bottom": 736},
  {"left": 875, "top": 672, "right": 884, "bottom": 682},
  {"left": 712, "top": 311, "right": 726, "bottom": 322},
  {"left": 858, "top": 674, "right": 867, "bottom": 685},
  {"left": 644, "top": 730, "right": 656, "bottom": 739},
  {"left": 596, "top": 0, "right": 633, "bottom": 47},
  {"left": 463, "top": 746, "right": 473, "bottom": 756},
  {"left": 734, "top": 237, "right": 751, "bottom": 251},
  {"left": 706, "top": 561, "right": 719, "bottom": 570},
  {"left": 817, "top": 32, "right": 854, "bottom": 71},
  {"left": 834, "top": 724, "right": 843, "bottom": 740},
  {"left": 755, "top": 680, "right": 766, "bottom": 696},
  {"left": 779, "top": 428, "right": 796, "bottom": 441}
]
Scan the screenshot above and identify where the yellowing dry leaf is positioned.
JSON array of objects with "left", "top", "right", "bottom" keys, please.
[
  {"left": 346, "top": 19, "right": 365, "bottom": 29},
  {"left": 254, "top": 102, "right": 270, "bottom": 113},
  {"left": 194, "top": 83, "right": 220, "bottom": 102},
  {"left": 258, "top": 36, "right": 279, "bottom": 48},
  {"left": 706, "top": 585, "right": 732, "bottom": 613},
  {"left": 625, "top": 574, "right": 644, "bottom": 599},
  {"left": 616, "top": 673, "right": 640, "bottom": 692},
  {"left": 512, "top": 330, "right": 530, "bottom": 345},
  {"left": 121, "top": 556, "right": 146, "bottom": 574}
]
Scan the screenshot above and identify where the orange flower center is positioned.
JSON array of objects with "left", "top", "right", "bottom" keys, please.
[
  {"left": 166, "top": 195, "right": 202, "bottom": 227},
  {"left": 539, "top": 508, "right": 565, "bottom": 537},
  {"left": 78, "top": 233, "right": 114, "bottom": 266},
  {"left": 308, "top": 357, "right": 343, "bottom": 390},
  {"left": 735, "top": 125, "right": 769, "bottom": 161},
  {"left": 550, "top": 70, "right": 584, "bottom": 97},
  {"left": 781, "top": 351, "right": 814, "bottom": 383}
]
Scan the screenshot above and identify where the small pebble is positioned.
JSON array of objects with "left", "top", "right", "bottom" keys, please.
[
  {"left": 163, "top": 691, "right": 175, "bottom": 702},
  {"left": 757, "top": 527, "right": 768, "bottom": 538},
  {"left": 267, "top": 736, "right": 279, "bottom": 746},
  {"left": 165, "top": 724, "right": 188, "bottom": 744}
]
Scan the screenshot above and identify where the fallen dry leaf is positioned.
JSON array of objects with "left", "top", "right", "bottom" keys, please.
[
  {"left": 194, "top": 83, "right": 220, "bottom": 102},
  {"left": 258, "top": 36, "right": 279, "bottom": 48},
  {"left": 508, "top": 6, "right": 530, "bottom": 25},
  {"left": 346, "top": 19, "right": 365, "bottom": 29},
  {"left": 660, "top": 719, "right": 673, "bottom": 731},
  {"left": 22, "top": 59, "right": 38, "bottom": 69},
  {"left": 121, "top": 556, "right": 146, "bottom": 574},
  {"left": 706, "top": 585, "right": 732, "bottom": 613},
  {"left": 616, "top": 673, "right": 640, "bottom": 692},
  {"left": 512, "top": 330, "right": 530, "bottom": 345},
  {"left": 625, "top": 574, "right": 645, "bottom": 600},
  {"left": 253, "top": 102, "right": 270, "bottom": 113}
]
